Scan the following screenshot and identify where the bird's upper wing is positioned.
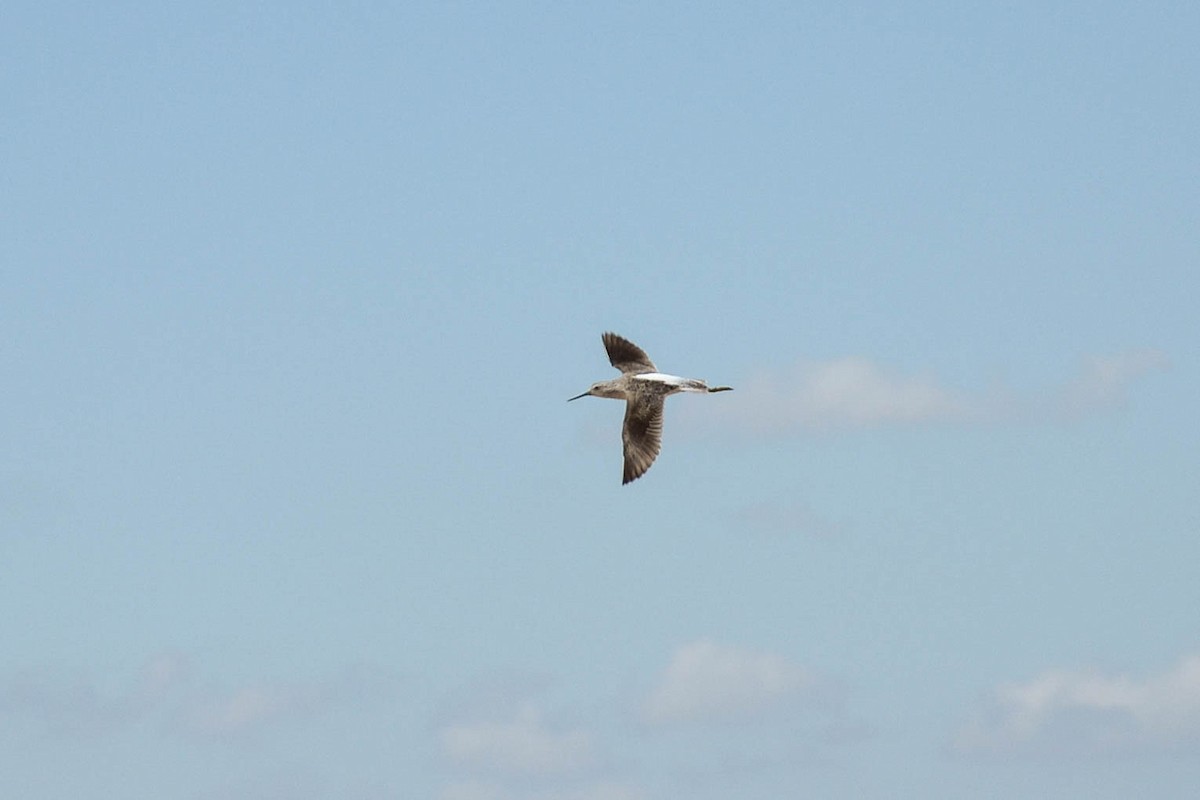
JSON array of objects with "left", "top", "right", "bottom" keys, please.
[
  {"left": 603, "top": 332, "right": 656, "bottom": 374},
  {"left": 621, "top": 396, "right": 664, "bottom": 485}
]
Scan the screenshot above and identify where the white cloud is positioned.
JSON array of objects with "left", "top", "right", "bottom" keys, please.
[
  {"left": 954, "top": 653, "right": 1200, "bottom": 755},
  {"left": 0, "top": 653, "right": 399, "bottom": 742},
  {"left": 439, "top": 781, "right": 648, "bottom": 800},
  {"left": 180, "top": 684, "right": 321, "bottom": 737},
  {"left": 1054, "top": 349, "right": 1170, "bottom": 416},
  {"left": 137, "top": 651, "right": 190, "bottom": 701},
  {"left": 0, "top": 672, "right": 127, "bottom": 737},
  {"left": 0, "top": 651, "right": 190, "bottom": 736},
  {"left": 441, "top": 704, "right": 596, "bottom": 776},
  {"left": 642, "top": 639, "right": 814, "bottom": 726},
  {"left": 687, "top": 349, "right": 1167, "bottom": 433},
  {"left": 720, "top": 357, "right": 969, "bottom": 432},
  {"left": 440, "top": 781, "right": 506, "bottom": 800},
  {"left": 559, "top": 785, "right": 649, "bottom": 800}
]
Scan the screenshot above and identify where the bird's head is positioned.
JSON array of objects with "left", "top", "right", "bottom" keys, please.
[{"left": 568, "top": 380, "right": 624, "bottom": 401}]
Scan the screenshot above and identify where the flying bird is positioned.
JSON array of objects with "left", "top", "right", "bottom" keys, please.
[{"left": 569, "top": 332, "right": 732, "bottom": 484}]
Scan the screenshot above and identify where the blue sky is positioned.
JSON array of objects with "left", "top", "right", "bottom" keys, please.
[{"left": 2, "top": 2, "right": 1198, "bottom": 798}]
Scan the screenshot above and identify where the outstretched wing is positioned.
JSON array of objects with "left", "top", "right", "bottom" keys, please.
[
  {"left": 603, "top": 332, "right": 656, "bottom": 374},
  {"left": 621, "top": 397, "right": 664, "bottom": 485}
]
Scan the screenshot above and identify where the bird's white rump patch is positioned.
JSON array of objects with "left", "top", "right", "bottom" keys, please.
[
  {"left": 634, "top": 373, "right": 709, "bottom": 392},
  {"left": 633, "top": 372, "right": 687, "bottom": 385}
]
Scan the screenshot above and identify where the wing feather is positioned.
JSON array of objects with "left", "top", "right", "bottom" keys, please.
[
  {"left": 621, "top": 397, "right": 664, "bottom": 484},
  {"left": 603, "top": 332, "right": 656, "bottom": 374}
]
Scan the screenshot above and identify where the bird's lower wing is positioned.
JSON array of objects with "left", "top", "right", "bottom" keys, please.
[{"left": 622, "top": 397, "right": 664, "bottom": 485}]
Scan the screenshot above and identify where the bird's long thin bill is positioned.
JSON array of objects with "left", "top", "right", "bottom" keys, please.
[{"left": 567, "top": 391, "right": 589, "bottom": 401}]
